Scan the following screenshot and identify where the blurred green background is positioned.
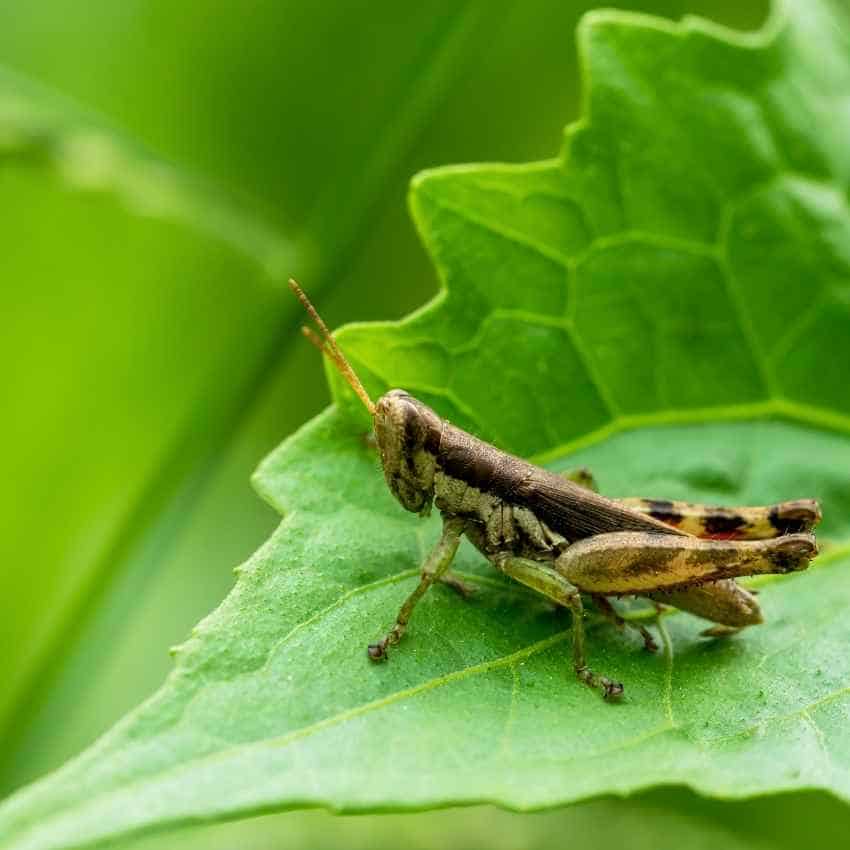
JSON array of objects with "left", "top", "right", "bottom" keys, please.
[{"left": 12, "top": 1, "right": 842, "bottom": 847}]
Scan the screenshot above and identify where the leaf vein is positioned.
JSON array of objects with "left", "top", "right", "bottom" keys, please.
[{"left": 656, "top": 615, "right": 676, "bottom": 728}]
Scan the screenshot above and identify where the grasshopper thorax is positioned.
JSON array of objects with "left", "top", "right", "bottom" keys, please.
[{"left": 374, "top": 390, "right": 441, "bottom": 517}]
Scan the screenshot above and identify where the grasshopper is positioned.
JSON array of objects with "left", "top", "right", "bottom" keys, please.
[{"left": 290, "top": 280, "right": 821, "bottom": 700}]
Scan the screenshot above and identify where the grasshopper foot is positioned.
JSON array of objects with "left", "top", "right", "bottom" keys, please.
[
  {"left": 602, "top": 679, "right": 625, "bottom": 700},
  {"left": 576, "top": 665, "right": 624, "bottom": 701},
  {"left": 367, "top": 641, "right": 389, "bottom": 661},
  {"left": 368, "top": 622, "right": 405, "bottom": 662}
]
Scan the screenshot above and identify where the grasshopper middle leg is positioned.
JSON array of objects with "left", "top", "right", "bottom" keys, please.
[
  {"left": 491, "top": 554, "right": 624, "bottom": 700},
  {"left": 645, "top": 578, "right": 762, "bottom": 635},
  {"left": 368, "top": 515, "right": 466, "bottom": 661}
]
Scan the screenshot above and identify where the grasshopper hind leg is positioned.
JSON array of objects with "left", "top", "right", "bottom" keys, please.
[
  {"left": 558, "top": 532, "right": 814, "bottom": 648},
  {"left": 618, "top": 497, "right": 821, "bottom": 540},
  {"left": 646, "top": 578, "right": 762, "bottom": 638},
  {"left": 560, "top": 466, "right": 821, "bottom": 541},
  {"left": 557, "top": 531, "right": 817, "bottom": 595}
]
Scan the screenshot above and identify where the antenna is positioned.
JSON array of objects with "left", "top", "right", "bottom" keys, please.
[
  {"left": 288, "top": 279, "right": 376, "bottom": 416},
  {"left": 300, "top": 325, "right": 327, "bottom": 355}
]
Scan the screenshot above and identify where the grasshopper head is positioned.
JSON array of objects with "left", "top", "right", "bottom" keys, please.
[
  {"left": 288, "top": 281, "right": 439, "bottom": 516},
  {"left": 374, "top": 390, "right": 440, "bottom": 516}
]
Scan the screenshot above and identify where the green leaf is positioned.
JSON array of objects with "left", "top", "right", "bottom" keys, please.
[{"left": 4, "top": 0, "right": 850, "bottom": 847}]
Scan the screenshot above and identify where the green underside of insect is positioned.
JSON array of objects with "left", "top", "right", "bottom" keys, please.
[{"left": 290, "top": 280, "right": 821, "bottom": 701}]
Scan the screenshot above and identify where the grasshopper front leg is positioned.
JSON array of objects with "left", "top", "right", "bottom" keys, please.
[
  {"left": 368, "top": 515, "right": 466, "bottom": 661},
  {"left": 491, "top": 554, "right": 624, "bottom": 700}
]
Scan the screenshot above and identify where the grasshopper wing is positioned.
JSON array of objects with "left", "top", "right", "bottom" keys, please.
[{"left": 517, "top": 467, "right": 689, "bottom": 542}]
